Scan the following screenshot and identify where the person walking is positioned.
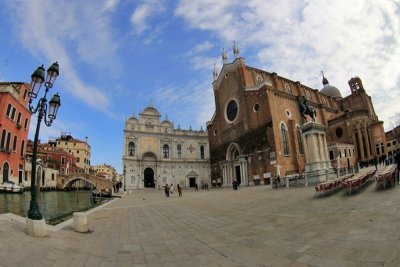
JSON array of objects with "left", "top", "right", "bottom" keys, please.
[
  {"left": 170, "top": 184, "right": 174, "bottom": 195},
  {"left": 195, "top": 183, "right": 199, "bottom": 191},
  {"left": 165, "top": 184, "right": 170, "bottom": 197},
  {"left": 276, "top": 175, "right": 281, "bottom": 189},
  {"left": 395, "top": 149, "right": 400, "bottom": 183},
  {"left": 204, "top": 182, "right": 209, "bottom": 191},
  {"left": 177, "top": 184, "right": 182, "bottom": 197}
]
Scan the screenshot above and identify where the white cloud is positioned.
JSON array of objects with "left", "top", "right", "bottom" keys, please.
[
  {"left": 153, "top": 78, "right": 215, "bottom": 128},
  {"left": 5, "top": 1, "right": 122, "bottom": 114},
  {"left": 102, "top": 0, "right": 120, "bottom": 12},
  {"left": 186, "top": 41, "right": 214, "bottom": 56},
  {"left": 130, "top": 0, "right": 166, "bottom": 34},
  {"left": 175, "top": 0, "right": 400, "bottom": 131}
]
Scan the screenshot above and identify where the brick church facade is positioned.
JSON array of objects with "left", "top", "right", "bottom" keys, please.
[{"left": 207, "top": 48, "right": 387, "bottom": 187}]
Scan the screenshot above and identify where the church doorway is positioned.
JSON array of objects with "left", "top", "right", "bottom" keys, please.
[
  {"left": 189, "top": 177, "right": 196, "bottom": 188},
  {"left": 144, "top": 168, "right": 155, "bottom": 188},
  {"left": 235, "top": 165, "right": 241, "bottom": 185}
]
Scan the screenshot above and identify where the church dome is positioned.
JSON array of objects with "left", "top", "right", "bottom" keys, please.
[{"left": 320, "top": 76, "right": 342, "bottom": 98}]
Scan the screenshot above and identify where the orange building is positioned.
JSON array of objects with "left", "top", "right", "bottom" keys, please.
[{"left": 0, "top": 82, "right": 31, "bottom": 185}]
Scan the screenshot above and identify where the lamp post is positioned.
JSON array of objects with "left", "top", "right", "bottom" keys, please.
[
  {"left": 27, "top": 62, "right": 61, "bottom": 220},
  {"left": 123, "top": 165, "right": 126, "bottom": 191}
]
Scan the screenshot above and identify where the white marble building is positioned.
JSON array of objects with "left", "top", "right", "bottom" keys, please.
[{"left": 122, "top": 103, "right": 210, "bottom": 189}]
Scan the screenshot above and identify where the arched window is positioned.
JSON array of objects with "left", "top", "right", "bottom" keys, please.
[
  {"left": 0, "top": 129, "right": 6, "bottom": 149},
  {"left": 297, "top": 126, "right": 303, "bottom": 155},
  {"left": 232, "top": 148, "right": 239, "bottom": 160},
  {"left": 128, "top": 142, "right": 135, "bottom": 156},
  {"left": 281, "top": 123, "right": 290, "bottom": 155},
  {"left": 20, "top": 140, "right": 25, "bottom": 158},
  {"left": 200, "top": 145, "right": 205, "bottom": 159},
  {"left": 177, "top": 144, "right": 181, "bottom": 158},
  {"left": 5, "top": 132, "right": 11, "bottom": 152},
  {"left": 3, "top": 162, "right": 9, "bottom": 182},
  {"left": 163, "top": 144, "right": 169, "bottom": 158},
  {"left": 12, "top": 136, "right": 17, "bottom": 151}
]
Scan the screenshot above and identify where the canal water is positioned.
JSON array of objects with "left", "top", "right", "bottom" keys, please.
[{"left": 0, "top": 190, "right": 102, "bottom": 225}]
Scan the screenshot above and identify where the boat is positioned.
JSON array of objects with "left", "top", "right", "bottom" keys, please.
[
  {"left": 0, "top": 181, "right": 24, "bottom": 193},
  {"left": 91, "top": 188, "right": 112, "bottom": 198},
  {"left": 91, "top": 188, "right": 101, "bottom": 197}
]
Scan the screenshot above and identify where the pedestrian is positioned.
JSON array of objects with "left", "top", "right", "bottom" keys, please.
[
  {"left": 374, "top": 156, "right": 378, "bottom": 170},
  {"left": 232, "top": 180, "right": 238, "bottom": 190},
  {"left": 164, "top": 184, "right": 170, "bottom": 197},
  {"left": 195, "top": 183, "right": 199, "bottom": 191},
  {"left": 170, "top": 184, "right": 174, "bottom": 195},
  {"left": 204, "top": 182, "right": 209, "bottom": 191},
  {"left": 177, "top": 184, "right": 182, "bottom": 197},
  {"left": 395, "top": 149, "right": 400, "bottom": 182},
  {"left": 276, "top": 175, "right": 281, "bottom": 188}
]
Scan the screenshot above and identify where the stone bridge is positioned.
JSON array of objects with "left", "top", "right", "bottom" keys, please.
[{"left": 58, "top": 173, "right": 115, "bottom": 192}]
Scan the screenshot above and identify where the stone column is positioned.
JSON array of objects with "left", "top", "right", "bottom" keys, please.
[
  {"left": 302, "top": 133, "right": 309, "bottom": 162},
  {"left": 306, "top": 134, "right": 315, "bottom": 162},
  {"left": 312, "top": 135, "right": 321, "bottom": 162},
  {"left": 357, "top": 128, "right": 364, "bottom": 161},
  {"left": 364, "top": 127, "right": 371, "bottom": 159}
]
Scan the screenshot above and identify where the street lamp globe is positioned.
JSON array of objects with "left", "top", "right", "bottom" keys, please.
[
  {"left": 29, "top": 65, "right": 45, "bottom": 99},
  {"left": 48, "top": 92, "right": 61, "bottom": 120}
]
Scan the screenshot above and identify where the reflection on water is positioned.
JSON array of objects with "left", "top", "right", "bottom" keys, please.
[{"left": 0, "top": 190, "right": 99, "bottom": 223}]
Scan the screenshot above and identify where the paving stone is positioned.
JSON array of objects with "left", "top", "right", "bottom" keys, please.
[{"left": 1, "top": 166, "right": 400, "bottom": 266}]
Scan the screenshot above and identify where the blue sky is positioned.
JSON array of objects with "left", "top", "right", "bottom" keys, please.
[{"left": 0, "top": 0, "right": 399, "bottom": 173}]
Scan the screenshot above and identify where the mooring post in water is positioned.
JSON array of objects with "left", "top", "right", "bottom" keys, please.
[
  {"left": 89, "top": 184, "right": 93, "bottom": 204},
  {"left": 76, "top": 184, "right": 79, "bottom": 203}
]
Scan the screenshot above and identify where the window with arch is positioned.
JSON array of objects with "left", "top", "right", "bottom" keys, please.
[
  {"left": 5, "top": 132, "right": 11, "bottom": 152},
  {"left": 281, "top": 123, "right": 290, "bottom": 155},
  {"left": 12, "top": 136, "right": 17, "bottom": 151},
  {"left": 297, "top": 126, "right": 303, "bottom": 155},
  {"left": 20, "top": 140, "right": 25, "bottom": 158},
  {"left": 177, "top": 144, "right": 181, "bottom": 158},
  {"left": 284, "top": 83, "right": 291, "bottom": 94},
  {"left": 0, "top": 129, "right": 6, "bottom": 149},
  {"left": 200, "top": 145, "right": 205, "bottom": 159},
  {"left": 128, "top": 142, "right": 135, "bottom": 156},
  {"left": 232, "top": 148, "right": 239, "bottom": 160},
  {"left": 163, "top": 144, "right": 169, "bottom": 158}
]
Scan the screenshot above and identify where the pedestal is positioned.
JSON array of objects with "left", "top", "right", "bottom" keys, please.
[
  {"left": 300, "top": 122, "right": 332, "bottom": 184},
  {"left": 73, "top": 212, "right": 88, "bottom": 233},
  {"left": 26, "top": 218, "right": 47, "bottom": 237}
]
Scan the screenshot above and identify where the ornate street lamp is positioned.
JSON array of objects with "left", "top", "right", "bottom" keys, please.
[
  {"left": 123, "top": 165, "right": 126, "bottom": 191},
  {"left": 27, "top": 62, "right": 61, "bottom": 220}
]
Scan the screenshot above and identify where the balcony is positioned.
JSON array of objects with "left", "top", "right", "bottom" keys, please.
[{"left": 16, "top": 123, "right": 22, "bottom": 129}]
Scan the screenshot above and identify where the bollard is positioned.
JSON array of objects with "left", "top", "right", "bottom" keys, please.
[
  {"left": 73, "top": 212, "right": 88, "bottom": 233},
  {"left": 26, "top": 218, "right": 47, "bottom": 237}
]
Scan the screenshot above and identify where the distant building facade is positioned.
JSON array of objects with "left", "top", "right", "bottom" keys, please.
[
  {"left": 0, "top": 82, "right": 31, "bottom": 185},
  {"left": 24, "top": 140, "right": 79, "bottom": 189},
  {"left": 49, "top": 132, "right": 91, "bottom": 173},
  {"left": 93, "top": 163, "right": 117, "bottom": 181},
  {"left": 207, "top": 49, "right": 386, "bottom": 187},
  {"left": 122, "top": 103, "right": 210, "bottom": 189},
  {"left": 385, "top": 125, "right": 400, "bottom": 158}
]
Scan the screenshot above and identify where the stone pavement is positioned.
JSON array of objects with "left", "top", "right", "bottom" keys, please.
[{"left": 1, "top": 166, "right": 400, "bottom": 267}]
